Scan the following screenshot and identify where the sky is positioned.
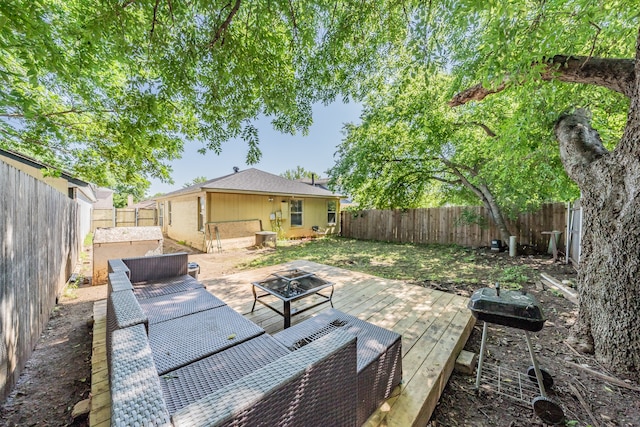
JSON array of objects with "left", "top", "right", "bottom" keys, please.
[{"left": 147, "top": 101, "right": 362, "bottom": 196}]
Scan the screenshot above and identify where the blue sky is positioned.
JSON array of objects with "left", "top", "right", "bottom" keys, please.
[{"left": 147, "top": 101, "right": 362, "bottom": 196}]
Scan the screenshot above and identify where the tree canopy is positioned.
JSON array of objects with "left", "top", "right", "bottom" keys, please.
[
  {"left": 183, "top": 176, "right": 208, "bottom": 188},
  {"left": 330, "top": 70, "right": 588, "bottom": 211},
  {"left": 1, "top": 0, "right": 409, "bottom": 189},
  {"left": 280, "top": 166, "right": 319, "bottom": 181}
]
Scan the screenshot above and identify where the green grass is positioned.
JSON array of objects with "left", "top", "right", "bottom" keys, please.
[{"left": 242, "top": 236, "right": 536, "bottom": 285}]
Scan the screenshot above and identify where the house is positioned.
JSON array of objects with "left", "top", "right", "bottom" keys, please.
[
  {"left": 155, "top": 168, "right": 342, "bottom": 250},
  {"left": 0, "top": 147, "right": 96, "bottom": 240},
  {"left": 93, "top": 187, "right": 115, "bottom": 209}
]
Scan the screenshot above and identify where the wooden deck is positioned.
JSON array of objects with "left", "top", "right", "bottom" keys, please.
[{"left": 90, "top": 260, "right": 475, "bottom": 427}]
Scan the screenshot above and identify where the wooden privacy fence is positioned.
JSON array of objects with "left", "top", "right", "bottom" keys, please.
[
  {"left": 0, "top": 160, "right": 79, "bottom": 400},
  {"left": 340, "top": 203, "right": 568, "bottom": 251},
  {"left": 92, "top": 208, "right": 157, "bottom": 230}
]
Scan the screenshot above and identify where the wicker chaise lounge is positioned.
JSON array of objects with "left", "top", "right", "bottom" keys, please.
[{"left": 106, "top": 253, "right": 402, "bottom": 426}]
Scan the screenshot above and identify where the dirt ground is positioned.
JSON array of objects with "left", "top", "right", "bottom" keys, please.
[
  {"left": 425, "top": 254, "right": 640, "bottom": 427},
  {"left": 1, "top": 239, "right": 639, "bottom": 426}
]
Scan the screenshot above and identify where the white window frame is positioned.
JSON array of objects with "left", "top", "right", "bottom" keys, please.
[
  {"left": 198, "top": 197, "right": 205, "bottom": 231},
  {"left": 327, "top": 200, "right": 337, "bottom": 225},
  {"left": 290, "top": 199, "right": 303, "bottom": 227}
]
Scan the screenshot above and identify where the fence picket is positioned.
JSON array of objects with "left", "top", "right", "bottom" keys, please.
[{"left": 340, "top": 203, "right": 568, "bottom": 250}]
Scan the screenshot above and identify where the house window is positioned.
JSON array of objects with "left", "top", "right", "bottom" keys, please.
[
  {"left": 327, "top": 200, "right": 337, "bottom": 224},
  {"left": 168, "top": 201, "right": 172, "bottom": 225},
  {"left": 197, "top": 197, "right": 205, "bottom": 231},
  {"left": 290, "top": 200, "right": 303, "bottom": 227},
  {"left": 158, "top": 203, "right": 164, "bottom": 226}
]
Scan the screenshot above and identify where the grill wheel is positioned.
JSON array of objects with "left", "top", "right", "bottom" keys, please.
[{"left": 532, "top": 396, "right": 565, "bottom": 425}]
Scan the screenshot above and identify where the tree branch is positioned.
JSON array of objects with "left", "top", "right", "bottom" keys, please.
[
  {"left": 150, "top": 0, "right": 161, "bottom": 39},
  {"left": 209, "top": 0, "right": 242, "bottom": 48},
  {"left": 554, "top": 108, "right": 608, "bottom": 184},
  {"left": 455, "top": 121, "right": 497, "bottom": 138},
  {"left": 582, "top": 22, "right": 602, "bottom": 69},
  {"left": 449, "top": 55, "right": 636, "bottom": 107},
  {"left": 0, "top": 109, "right": 115, "bottom": 118}
]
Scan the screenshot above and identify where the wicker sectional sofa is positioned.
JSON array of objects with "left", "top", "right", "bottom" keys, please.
[{"left": 106, "top": 253, "right": 402, "bottom": 426}]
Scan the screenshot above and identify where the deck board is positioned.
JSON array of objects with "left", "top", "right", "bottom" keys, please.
[
  {"left": 90, "top": 260, "right": 474, "bottom": 427},
  {"left": 204, "top": 260, "right": 475, "bottom": 427}
]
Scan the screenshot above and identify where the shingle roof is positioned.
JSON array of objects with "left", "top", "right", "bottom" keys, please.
[{"left": 159, "top": 168, "right": 341, "bottom": 198}]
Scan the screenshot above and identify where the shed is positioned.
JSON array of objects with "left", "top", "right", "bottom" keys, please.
[{"left": 92, "top": 227, "right": 163, "bottom": 285}]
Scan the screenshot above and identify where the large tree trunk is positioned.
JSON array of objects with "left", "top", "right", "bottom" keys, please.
[
  {"left": 555, "top": 108, "right": 640, "bottom": 379},
  {"left": 553, "top": 27, "right": 640, "bottom": 380}
]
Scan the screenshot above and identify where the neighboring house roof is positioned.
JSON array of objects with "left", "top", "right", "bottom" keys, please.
[
  {"left": 298, "top": 176, "right": 330, "bottom": 190},
  {"left": 159, "top": 168, "right": 342, "bottom": 199},
  {"left": 94, "top": 187, "right": 115, "bottom": 209},
  {"left": 130, "top": 199, "right": 157, "bottom": 209}
]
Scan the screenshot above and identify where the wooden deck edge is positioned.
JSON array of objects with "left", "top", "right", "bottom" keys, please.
[
  {"left": 411, "top": 313, "right": 476, "bottom": 427},
  {"left": 89, "top": 299, "right": 110, "bottom": 427},
  {"left": 365, "top": 310, "right": 476, "bottom": 427}
]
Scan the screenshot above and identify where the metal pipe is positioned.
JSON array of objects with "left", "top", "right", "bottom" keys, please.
[
  {"left": 524, "top": 331, "right": 547, "bottom": 397},
  {"left": 476, "top": 321, "right": 489, "bottom": 389},
  {"left": 509, "top": 236, "right": 517, "bottom": 257}
]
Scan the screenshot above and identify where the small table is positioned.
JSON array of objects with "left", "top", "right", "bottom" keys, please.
[{"left": 251, "top": 269, "right": 334, "bottom": 328}]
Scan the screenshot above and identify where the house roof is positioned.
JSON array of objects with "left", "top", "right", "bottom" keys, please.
[
  {"left": 0, "top": 147, "right": 90, "bottom": 188},
  {"left": 130, "top": 199, "right": 157, "bottom": 209},
  {"left": 159, "top": 168, "right": 342, "bottom": 199},
  {"left": 0, "top": 147, "right": 97, "bottom": 201}
]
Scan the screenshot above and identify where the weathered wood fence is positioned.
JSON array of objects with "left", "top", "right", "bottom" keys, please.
[
  {"left": 0, "top": 161, "right": 79, "bottom": 400},
  {"left": 340, "top": 203, "right": 568, "bottom": 251},
  {"left": 92, "top": 208, "right": 157, "bottom": 230}
]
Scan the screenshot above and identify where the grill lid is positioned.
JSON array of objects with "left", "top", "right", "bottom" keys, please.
[{"left": 468, "top": 286, "right": 546, "bottom": 332}]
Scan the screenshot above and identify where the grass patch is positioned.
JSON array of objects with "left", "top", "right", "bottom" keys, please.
[
  {"left": 63, "top": 277, "right": 80, "bottom": 299},
  {"left": 83, "top": 232, "right": 93, "bottom": 247},
  {"left": 242, "top": 236, "right": 523, "bottom": 284}
]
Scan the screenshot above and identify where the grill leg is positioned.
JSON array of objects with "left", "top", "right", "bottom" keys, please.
[
  {"left": 524, "top": 331, "right": 547, "bottom": 397},
  {"left": 475, "top": 321, "right": 489, "bottom": 389}
]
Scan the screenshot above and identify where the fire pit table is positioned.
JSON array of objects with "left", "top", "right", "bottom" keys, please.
[{"left": 251, "top": 269, "right": 334, "bottom": 328}]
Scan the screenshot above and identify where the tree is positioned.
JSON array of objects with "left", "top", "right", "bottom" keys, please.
[
  {"left": 183, "top": 176, "right": 208, "bottom": 188},
  {"left": 427, "top": 1, "right": 638, "bottom": 378},
  {"left": 280, "top": 166, "right": 319, "bottom": 181},
  {"left": 0, "top": 1, "right": 409, "bottom": 190},
  {"left": 330, "top": 70, "right": 579, "bottom": 242}
]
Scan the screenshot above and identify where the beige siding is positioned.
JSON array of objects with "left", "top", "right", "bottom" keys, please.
[
  {"left": 165, "top": 192, "right": 207, "bottom": 249},
  {"left": 209, "top": 192, "right": 340, "bottom": 238},
  {"left": 0, "top": 155, "right": 69, "bottom": 194},
  {"left": 158, "top": 190, "right": 341, "bottom": 250}
]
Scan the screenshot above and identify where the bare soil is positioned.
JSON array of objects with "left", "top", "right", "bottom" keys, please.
[
  {"left": 1, "top": 240, "right": 639, "bottom": 426},
  {"left": 425, "top": 253, "right": 640, "bottom": 427}
]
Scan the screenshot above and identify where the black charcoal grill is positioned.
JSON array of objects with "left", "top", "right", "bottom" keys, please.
[
  {"left": 468, "top": 285, "right": 545, "bottom": 331},
  {"left": 468, "top": 283, "right": 564, "bottom": 425}
]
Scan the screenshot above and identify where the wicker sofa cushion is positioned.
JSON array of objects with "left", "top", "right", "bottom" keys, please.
[
  {"left": 161, "top": 334, "right": 291, "bottom": 414},
  {"left": 133, "top": 274, "right": 204, "bottom": 299},
  {"left": 108, "top": 271, "right": 133, "bottom": 294},
  {"left": 148, "top": 306, "right": 265, "bottom": 375},
  {"left": 110, "top": 324, "right": 171, "bottom": 427},
  {"left": 139, "top": 287, "right": 227, "bottom": 325},
  {"left": 124, "top": 252, "right": 189, "bottom": 284}
]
